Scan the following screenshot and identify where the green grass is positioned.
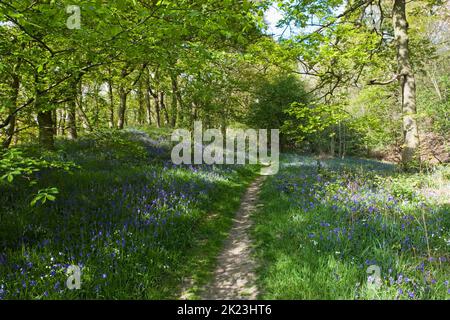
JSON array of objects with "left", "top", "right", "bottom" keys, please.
[
  {"left": 252, "top": 155, "right": 450, "bottom": 300},
  {"left": 0, "top": 128, "right": 258, "bottom": 299}
]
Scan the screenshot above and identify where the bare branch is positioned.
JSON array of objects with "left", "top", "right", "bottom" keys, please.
[{"left": 367, "top": 74, "right": 400, "bottom": 85}]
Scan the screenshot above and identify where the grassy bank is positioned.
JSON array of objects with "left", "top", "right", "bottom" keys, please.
[
  {"left": 0, "top": 128, "right": 257, "bottom": 299},
  {"left": 253, "top": 155, "right": 449, "bottom": 299}
]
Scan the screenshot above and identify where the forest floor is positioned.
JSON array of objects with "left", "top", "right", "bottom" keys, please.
[
  {"left": 0, "top": 128, "right": 259, "bottom": 299},
  {"left": 252, "top": 155, "right": 449, "bottom": 299},
  {"left": 1, "top": 129, "right": 449, "bottom": 300}
]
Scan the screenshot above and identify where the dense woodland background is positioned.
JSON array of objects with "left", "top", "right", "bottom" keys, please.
[{"left": 1, "top": 0, "right": 448, "bottom": 164}]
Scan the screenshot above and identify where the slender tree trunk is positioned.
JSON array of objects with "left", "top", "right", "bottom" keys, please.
[
  {"left": 2, "top": 115, "right": 16, "bottom": 149},
  {"left": 170, "top": 87, "right": 177, "bottom": 127},
  {"left": 117, "top": 87, "right": 128, "bottom": 129},
  {"left": 76, "top": 78, "right": 93, "bottom": 131},
  {"left": 117, "top": 67, "right": 131, "bottom": 130},
  {"left": 52, "top": 109, "right": 57, "bottom": 136},
  {"left": 160, "top": 92, "right": 169, "bottom": 126},
  {"left": 428, "top": 65, "right": 443, "bottom": 101},
  {"left": 146, "top": 71, "right": 161, "bottom": 127},
  {"left": 191, "top": 102, "right": 197, "bottom": 122},
  {"left": 342, "top": 125, "right": 346, "bottom": 159},
  {"left": 78, "top": 107, "right": 92, "bottom": 132},
  {"left": 393, "top": 0, "right": 420, "bottom": 164},
  {"left": 153, "top": 91, "right": 161, "bottom": 128},
  {"left": 58, "top": 107, "right": 66, "bottom": 136},
  {"left": 175, "top": 88, "right": 183, "bottom": 125},
  {"left": 12, "top": 122, "right": 19, "bottom": 145},
  {"left": 144, "top": 84, "right": 152, "bottom": 125},
  {"left": 138, "top": 81, "right": 145, "bottom": 125},
  {"left": 67, "top": 83, "right": 78, "bottom": 139},
  {"left": 144, "top": 67, "right": 153, "bottom": 125},
  {"left": 34, "top": 71, "right": 54, "bottom": 149},
  {"left": 2, "top": 72, "right": 20, "bottom": 148},
  {"left": 330, "top": 130, "right": 335, "bottom": 157},
  {"left": 338, "top": 121, "right": 342, "bottom": 158},
  {"left": 108, "top": 79, "right": 115, "bottom": 128},
  {"left": 170, "top": 75, "right": 179, "bottom": 127},
  {"left": 93, "top": 82, "right": 100, "bottom": 127}
]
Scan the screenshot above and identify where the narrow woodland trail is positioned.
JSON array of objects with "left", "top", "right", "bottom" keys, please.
[{"left": 200, "top": 176, "right": 266, "bottom": 300}]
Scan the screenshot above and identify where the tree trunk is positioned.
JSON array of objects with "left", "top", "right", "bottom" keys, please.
[
  {"left": 93, "top": 82, "right": 100, "bottom": 127},
  {"left": 67, "top": 84, "right": 78, "bottom": 139},
  {"left": 170, "top": 75, "right": 179, "bottom": 127},
  {"left": 428, "top": 65, "right": 443, "bottom": 101},
  {"left": 341, "top": 125, "right": 346, "bottom": 159},
  {"left": 117, "top": 67, "right": 131, "bottom": 130},
  {"left": 137, "top": 81, "right": 145, "bottom": 125},
  {"left": 393, "top": 0, "right": 420, "bottom": 164},
  {"left": 160, "top": 92, "right": 170, "bottom": 126},
  {"left": 338, "top": 121, "right": 342, "bottom": 158},
  {"left": 117, "top": 87, "right": 128, "bottom": 129},
  {"left": 144, "top": 84, "right": 152, "bottom": 125},
  {"left": 2, "top": 115, "right": 16, "bottom": 149},
  {"left": 37, "top": 106, "right": 54, "bottom": 149},
  {"left": 330, "top": 131, "right": 335, "bottom": 157},
  {"left": 2, "top": 72, "right": 20, "bottom": 148},
  {"left": 153, "top": 91, "right": 161, "bottom": 128},
  {"left": 108, "top": 79, "right": 115, "bottom": 128},
  {"left": 191, "top": 102, "right": 197, "bottom": 122},
  {"left": 76, "top": 78, "right": 93, "bottom": 131},
  {"left": 52, "top": 109, "right": 57, "bottom": 136},
  {"left": 12, "top": 122, "right": 19, "bottom": 145},
  {"left": 58, "top": 107, "right": 66, "bottom": 136}
]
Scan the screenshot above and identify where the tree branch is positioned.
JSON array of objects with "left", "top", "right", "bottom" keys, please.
[
  {"left": 367, "top": 74, "right": 400, "bottom": 85},
  {"left": 3, "top": 12, "right": 55, "bottom": 57}
]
